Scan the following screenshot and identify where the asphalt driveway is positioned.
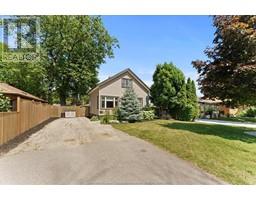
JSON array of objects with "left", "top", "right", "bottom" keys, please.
[{"left": 0, "top": 118, "right": 224, "bottom": 184}]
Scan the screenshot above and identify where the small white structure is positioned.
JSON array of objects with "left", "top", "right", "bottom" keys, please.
[{"left": 64, "top": 111, "right": 76, "bottom": 118}]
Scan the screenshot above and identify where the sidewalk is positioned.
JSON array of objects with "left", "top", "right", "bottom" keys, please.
[{"left": 196, "top": 119, "right": 256, "bottom": 129}]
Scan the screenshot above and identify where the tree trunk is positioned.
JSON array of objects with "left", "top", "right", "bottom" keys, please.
[
  {"left": 71, "top": 93, "right": 81, "bottom": 106},
  {"left": 60, "top": 94, "right": 66, "bottom": 106},
  {"left": 47, "top": 87, "right": 53, "bottom": 104}
]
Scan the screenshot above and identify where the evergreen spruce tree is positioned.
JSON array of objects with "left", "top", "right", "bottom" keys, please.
[{"left": 118, "top": 88, "right": 141, "bottom": 122}]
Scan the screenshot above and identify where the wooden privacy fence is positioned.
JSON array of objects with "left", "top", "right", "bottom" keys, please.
[
  {"left": 0, "top": 98, "right": 60, "bottom": 145},
  {"left": 0, "top": 98, "right": 89, "bottom": 146}
]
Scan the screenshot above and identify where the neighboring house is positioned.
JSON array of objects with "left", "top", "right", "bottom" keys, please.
[
  {"left": 198, "top": 98, "right": 238, "bottom": 118},
  {"left": 89, "top": 68, "right": 150, "bottom": 116}
]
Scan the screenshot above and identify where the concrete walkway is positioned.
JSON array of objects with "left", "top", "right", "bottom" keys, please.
[
  {"left": 196, "top": 119, "right": 256, "bottom": 129},
  {"left": 0, "top": 118, "right": 224, "bottom": 184}
]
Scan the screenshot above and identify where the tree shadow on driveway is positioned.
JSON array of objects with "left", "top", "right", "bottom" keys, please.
[{"left": 160, "top": 122, "right": 256, "bottom": 144}]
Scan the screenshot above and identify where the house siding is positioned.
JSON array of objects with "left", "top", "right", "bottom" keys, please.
[{"left": 89, "top": 72, "right": 149, "bottom": 116}]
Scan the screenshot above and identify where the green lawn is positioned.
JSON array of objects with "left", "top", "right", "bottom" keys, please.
[
  {"left": 113, "top": 120, "right": 256, "bottom": 184},
  {"left": 216, "top": 117, "right": 256, "bottom": 123}
]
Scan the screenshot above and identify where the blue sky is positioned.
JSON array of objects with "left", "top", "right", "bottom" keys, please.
[
  {"left": 0, "top": 16, "right": 215, "bottom": 96},
  {"left": 100, "top": 16, "right": 215, "bottom": 96}
]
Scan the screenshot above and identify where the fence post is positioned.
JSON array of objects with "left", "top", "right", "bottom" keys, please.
[
  {"left": 17, "top": 96, "right": 21, "bottom": 113},
  {"left": 17, "top": 96, "right": 21, "bottom": 135},
  {"left": 0, "top": 113, "right": 3, "bottom": 145}
]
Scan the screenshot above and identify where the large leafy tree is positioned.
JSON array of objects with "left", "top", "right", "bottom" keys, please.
[
  {"left": 192, "top": 16, "right": 256, "bottom": 107},
  {"left": 40, "top": 16, "right": 118, "bottom": 105},
  {"left": 0, "top": 42, "right": 48, "bottom": 99},
  {"left": 151, "top": 62, "right": 187, "bottom": 118},
  {"left": 0, "top": 16, "right": 117, "bottom": 104}
]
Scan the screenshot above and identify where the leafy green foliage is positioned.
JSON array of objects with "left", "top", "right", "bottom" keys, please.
[
  {"left": 0, "top": 93, "right": 11, "bottom": 112},
  {"left": 176, "top": 104, "right": 194, "bottom": 121},
  {"left": 140, "top": 110, "right": 155, "bottom": 120},
  {"left": 240, "top": 107, "right": 256, "bottom": 117},
  {"left": 142, "top": 105, "right": 156, "bottom": 111},
  {"left": 40, "top": 16, "right": 119, "bottom": 105},
  {"left": 193, "top": 16, "right": 256, "bottom": 106},
  {"left": 151, "top": 62, "right": 187, "bottom": 118},
  {"left": 0, "top": 16, "right": 119, "bottom": 105},
  {"left": 101, "top": 111, "right": 111, "bottom": 124},
  {"left": 150, "top": 62, "right": 200, "bottom": 121},
  {"left": 0, "top": 61, "right": 48, "bottom": 100},
  {"left": 118, "top": 88, "right": 142, "bottom": 122},
  {"left": 186, "top": 78, "right": 199, "bottom": 119},
  {"left": 90, "top": 115, "right": 99, "bottom": 121}
]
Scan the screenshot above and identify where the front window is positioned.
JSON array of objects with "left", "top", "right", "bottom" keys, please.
[
  {"left": 101, "top": 96, "right": 119, "bottom": 109},
  {"left": 121, "top": 78, "right": 132, "bottom": 88}
]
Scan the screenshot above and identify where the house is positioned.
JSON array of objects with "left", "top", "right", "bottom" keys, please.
[
  {"left": 198, "top": 98, "right": 239, "bottom": 118},
  {"left": 89, "top": 68, "right": 150, "bottom": 116},
  {"left": 0, "top": 82, "right": 46, "bottom": 111}
]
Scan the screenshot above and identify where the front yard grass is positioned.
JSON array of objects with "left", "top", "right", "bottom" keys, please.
[
  {"left": 112, "top": 120, "right": 256, "bottom": 184},
  {"left": 216, "top": 117, "right": 256, "bottom": 123}
]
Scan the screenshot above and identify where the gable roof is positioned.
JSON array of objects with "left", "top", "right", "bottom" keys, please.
[
  {"left": 0, "top": 82, "right": 47, "bottom": 102},
  {"left": 89, "top": 68, "right": 150, "bottom": 94}
]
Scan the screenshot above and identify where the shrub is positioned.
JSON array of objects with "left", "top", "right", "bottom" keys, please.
[
  {"left": 205, "top": 108, "right": 216, "bottom": 116},
  {"left": 142, "top": 105, "right": 156, "bottom": 111},
  {"left": 0, "top": 93, "right": 11, "bottom": 112},
  {"left": 101, "top": 111, "right": 111, "bottom": 124},
  {"left": 240, "top": 107, "right": 256, "bottom": 117},
  {"left": 141, "top": 110, "right": 155, "bottom": 120},
  {"left": 112, "top": 108, "right": 118, "bottom": 120},
  {"left": 176, "top": 104, "right": 194, "bottom": 121},
  {"left": 90, "top": 115, "right": 99, "bottom": 121}
]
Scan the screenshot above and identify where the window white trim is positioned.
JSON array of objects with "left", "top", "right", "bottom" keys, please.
[{"left": 101, "top": 96, "right": 119, "bottom": 109}]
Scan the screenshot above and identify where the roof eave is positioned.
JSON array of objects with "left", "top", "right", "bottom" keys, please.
[
  {"left": 89, "top": 68, "right": 150, "bottom": 95},
  {"left": 2, "top": 91, "right": 47, "bottom": 103}
]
